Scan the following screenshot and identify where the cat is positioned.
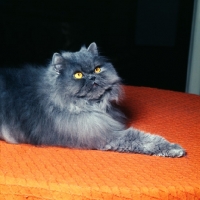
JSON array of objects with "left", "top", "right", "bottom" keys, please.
[{"left": 0, "top": 42, "right": 185, "bottom": 157}]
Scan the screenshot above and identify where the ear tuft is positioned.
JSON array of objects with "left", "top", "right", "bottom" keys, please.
[
  {"left": 52, "top": 53, "right": 65, "bottom": 74},
  {"left": 87, "top": 42, "right": 98, "bottom": 55}
]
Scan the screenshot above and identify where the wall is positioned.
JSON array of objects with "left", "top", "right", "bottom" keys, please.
[
  {"left": 0, "top": 0, "right": 194, "bottom": 92},
  {"left": 186, "top": 0, "right": 200, "bottom": 95}
]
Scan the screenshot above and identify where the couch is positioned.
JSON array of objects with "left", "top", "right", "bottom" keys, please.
[{"left": 1, "top": 86, "right": 200, "bottom": 199}]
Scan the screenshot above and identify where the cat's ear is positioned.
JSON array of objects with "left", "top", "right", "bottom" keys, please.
[
  {"left": 52, "top": 53, "right": 65, "bottom": 74},
  {"left": 87, "top": 42, "right": 98, "bottom": 55}
]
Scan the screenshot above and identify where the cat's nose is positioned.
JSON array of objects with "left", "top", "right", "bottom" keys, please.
[{"left": 89, "top": 76, "right": 96, "bottom": 81}]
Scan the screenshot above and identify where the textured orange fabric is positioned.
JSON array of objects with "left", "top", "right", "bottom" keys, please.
[{"left": 0, "top": 86, "right": 200, "bottom": 200}]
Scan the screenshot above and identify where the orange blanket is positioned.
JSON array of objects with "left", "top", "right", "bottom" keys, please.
[{"left": 1, "top": 86, "right": 200, "bottom": 199}]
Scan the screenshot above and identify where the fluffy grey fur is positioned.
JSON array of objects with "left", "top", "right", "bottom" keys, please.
[{"left": 0, "top": 43, "right": 186, "bottom": 157}]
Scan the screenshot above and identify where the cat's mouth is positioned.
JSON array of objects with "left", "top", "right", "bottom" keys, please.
[
  {"left": 93, "top": 82, "right": 99, "bottom": 87},
  {"left": 76, "top": 82, "right": 101, "bottom": 98}
]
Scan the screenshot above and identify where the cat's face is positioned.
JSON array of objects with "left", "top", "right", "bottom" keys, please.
[{"left": 51, "top": 43, "right": 121, "bottom": 101}]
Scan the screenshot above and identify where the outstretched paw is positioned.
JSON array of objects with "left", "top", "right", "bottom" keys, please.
[{"left": 156, "top": 143, "right": 186, "bottom": 158}]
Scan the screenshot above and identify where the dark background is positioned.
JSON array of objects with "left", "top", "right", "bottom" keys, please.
[{"left": 0, "top": 0, "right": 194, "bottom": 92}]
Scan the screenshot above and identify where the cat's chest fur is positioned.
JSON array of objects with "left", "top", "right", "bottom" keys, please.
[{"left": 67, "top": 99, "right": 101, "bottom": 113}]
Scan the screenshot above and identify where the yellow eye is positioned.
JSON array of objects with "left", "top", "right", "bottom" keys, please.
[
  {"left": 74, "top": 72, "right": 83, "bottom": 79},
  {"left": 94, "top": 67, "right": 101, "bottom": 73}
]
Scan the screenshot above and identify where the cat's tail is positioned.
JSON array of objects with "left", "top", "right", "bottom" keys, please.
[{"left": 102, "top": 127, "right": 186, "bottom": 157}]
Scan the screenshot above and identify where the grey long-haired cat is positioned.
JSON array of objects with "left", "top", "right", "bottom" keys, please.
[{"left": 0, "top": 43, "right": 185, "bottom": 157}]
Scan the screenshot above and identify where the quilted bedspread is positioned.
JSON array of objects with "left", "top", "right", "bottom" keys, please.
[{"left": 0, "top": 86, "right": 200, "bottom": 199}]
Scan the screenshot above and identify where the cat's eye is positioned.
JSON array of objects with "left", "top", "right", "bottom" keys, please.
[
  {"left": 94, "top": 67, "right": 101, "bottom": 73},
  {"left": 74, "top": 72, "right": 83, "bottom": 79}
]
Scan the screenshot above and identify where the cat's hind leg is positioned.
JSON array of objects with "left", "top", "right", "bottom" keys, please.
[{"left": 0, "top": 125, "right": 18, "bottom": 144}]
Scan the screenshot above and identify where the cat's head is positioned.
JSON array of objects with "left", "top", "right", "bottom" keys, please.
[{"left": 49, "top": 42, "right": 121, "bottom": 103}]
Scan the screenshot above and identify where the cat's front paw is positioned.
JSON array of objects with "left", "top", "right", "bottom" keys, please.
[{"left": 156, "top": 143, "right": 186, "bottom": 158}]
